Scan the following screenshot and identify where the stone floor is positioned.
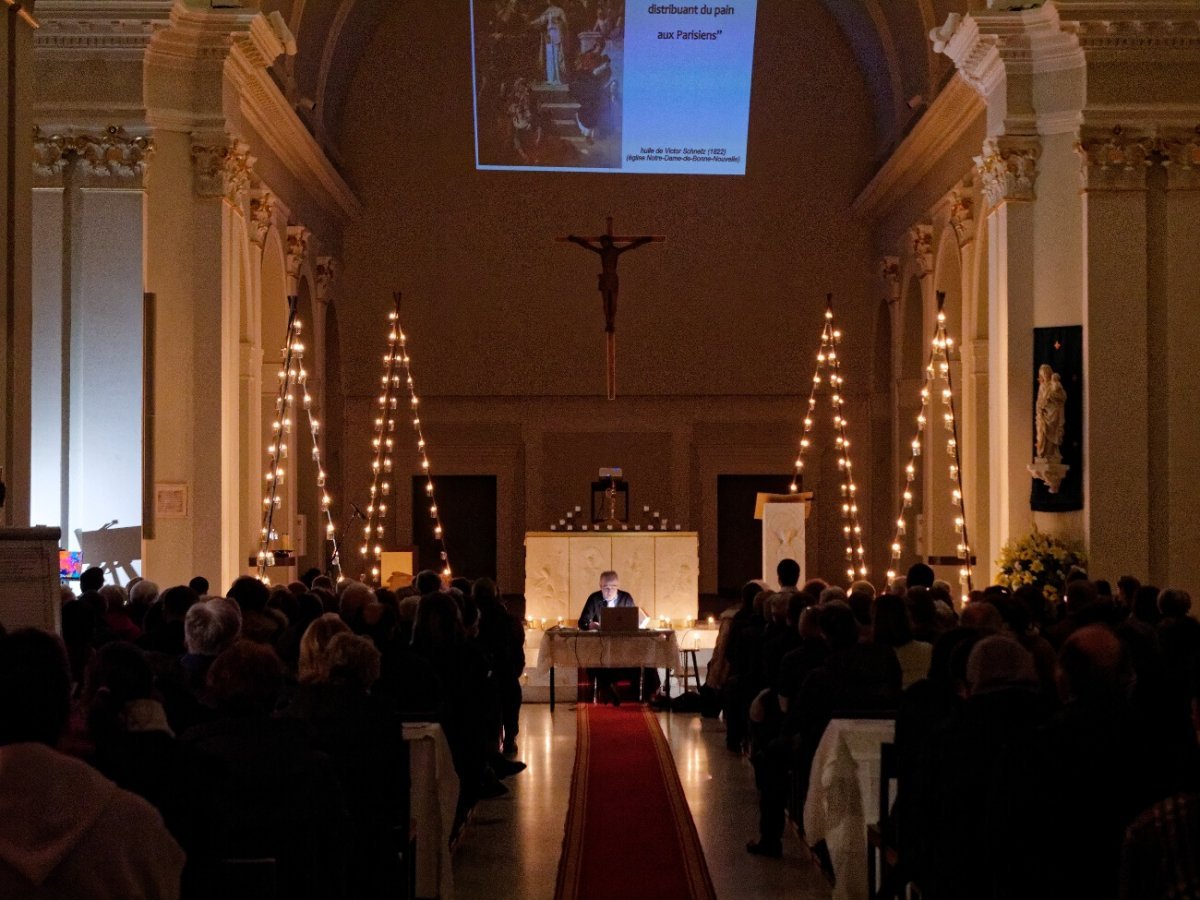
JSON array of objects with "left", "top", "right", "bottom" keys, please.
[{"left": 452, "top": 703, "right": 834, "bottom": 899}]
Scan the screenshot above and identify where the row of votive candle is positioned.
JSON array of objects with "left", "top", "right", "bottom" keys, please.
[{"left": 549, "top": 523, "right": 683, "bottom": 531}]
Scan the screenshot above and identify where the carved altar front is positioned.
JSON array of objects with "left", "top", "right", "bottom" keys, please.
[{"left": 524, "top": 531, "right": 698, "bottom": 624}]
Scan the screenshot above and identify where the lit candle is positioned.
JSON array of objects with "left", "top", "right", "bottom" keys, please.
[
  {"left": 707, "top": 615, "right": 715, "bottom": 626},
  {"left": 540, "top": 618, "right": 547, "bottom": 629}
]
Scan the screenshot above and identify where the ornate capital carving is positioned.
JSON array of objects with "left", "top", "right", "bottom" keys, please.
[
  {"left": 1076, "top": 126, "right": 1155, "bottom": 192},
  {"left": 32, "top": 125, "right": 154, "bottom": 186},
  {"left": 949, "top": 188, "right": 976, "bottom": 247},
  {"left": 975, "top": 136, "right": 1041, "bottom": 206},
  {"left": 190, "top": 134, "right": 255, "bottom": 202},
  {"left": 910, "top": 225, "right": 934, "bottom": 279},
  {"left": 315, "top": 257, "right": 339, "bottom": 301},
  {"left": 1160, "top": 128, "right": 1200, "bottom": 191},
  {"left": 248, "top": 190, "right": 275, "bottom": 246},
  {"left": 881, "top": 257, "right": 902, "bottom": 303},
  {"left": 285, "top": 226, "right": 311, "bottom": 288}
]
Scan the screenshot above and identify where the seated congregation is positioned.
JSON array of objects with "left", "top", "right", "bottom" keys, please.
[
  {"left": 717, "top": 559, "right": 1200, "bottom": 900},
  {"left": 2, "top": 557, "right": 1198, "bottom": 900},
  {"left": 0, "top": 567, "right": 526, "bottom": 899}
]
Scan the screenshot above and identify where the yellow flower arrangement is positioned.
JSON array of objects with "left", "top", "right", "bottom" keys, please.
[{"left": 995, "top": 527, "right": 1086, "bottom": 602}]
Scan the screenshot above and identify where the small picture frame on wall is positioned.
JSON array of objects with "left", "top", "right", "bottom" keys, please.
[{"left": 154, "top": 483, "right": 189, "bottom": 519}]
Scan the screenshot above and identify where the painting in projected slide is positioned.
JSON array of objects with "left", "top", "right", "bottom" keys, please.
[{"left": 470, "top": 1, "right": 758, "bottom": 175}]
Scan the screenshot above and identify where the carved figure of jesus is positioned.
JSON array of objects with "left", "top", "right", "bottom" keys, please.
[
  {"left": 1035, "top": 363, "right": 1067, "bottom": 461},
  {"left": 558, "top": 217, "right": 663, "bottom": 399}
]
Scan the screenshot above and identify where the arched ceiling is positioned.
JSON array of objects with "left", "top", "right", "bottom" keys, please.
[{"left": 265, "top": 0, "right": 973, "bottom": 172}]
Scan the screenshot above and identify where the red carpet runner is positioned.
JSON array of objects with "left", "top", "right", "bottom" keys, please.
[{"left": 555, "top": 705, "right": 717, "bottom": 900}]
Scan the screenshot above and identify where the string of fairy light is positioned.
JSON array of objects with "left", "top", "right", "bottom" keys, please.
[
  {"left": 789, "top": 294, "right": 867, "bottom": 583},
  {"left": 361, "top": 293, "right": 452, "bottom": 585},
  {"left": 886, "top": 291, "right": 973, "bottom": 601},
  {"left": 257, "top": 296, "right": 342, "bottom": 583}
]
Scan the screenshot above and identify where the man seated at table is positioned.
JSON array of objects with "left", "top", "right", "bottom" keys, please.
[{"left": 577, "top": 571, "right": 661, "bottom": 706}]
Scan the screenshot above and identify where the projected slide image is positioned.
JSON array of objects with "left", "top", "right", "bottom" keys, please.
[
  {"left": 473, "top": 1, "right": 626, "bottom": 170},
  {"left": 471, "top": 1, "right": 758, "bottom": 175}
]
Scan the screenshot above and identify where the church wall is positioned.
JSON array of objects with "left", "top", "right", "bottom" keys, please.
[{"left": 331, "top": 3, "right": 885, "bottom": 592}]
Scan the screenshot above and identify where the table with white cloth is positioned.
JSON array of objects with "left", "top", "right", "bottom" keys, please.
[
  {"left": 536, "top": 628, "right": 682, "bottom": 710},
  {"left": 802, "top": 717, "right": 896, "bottom": 900},
  {"left": 403, "top": 722, "right": 459, "bottom": 900}
]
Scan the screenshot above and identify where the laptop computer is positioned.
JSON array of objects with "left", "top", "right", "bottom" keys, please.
[{"left": 599, "top": 606, "right": 640, "bottom": 632}]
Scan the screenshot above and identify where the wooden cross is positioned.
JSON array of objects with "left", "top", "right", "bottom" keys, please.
[{"left": 557, "top": 216, "right": 664, "bottom": 399}]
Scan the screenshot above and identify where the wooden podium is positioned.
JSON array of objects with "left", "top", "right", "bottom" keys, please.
[
  {"left": 756, "top": 492, "right": 812, "bottom": 589},
  {"left": 523, "top": 531, "right": 698, "bottom": 624}
]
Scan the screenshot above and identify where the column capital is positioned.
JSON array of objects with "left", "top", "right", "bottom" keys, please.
[
  {"left": 910, "top": 225, "right": 934, "bottom": 278},
  {"left": 248, "top": 189, "right": 275, "bottom": 246},
  {"left": 975, "top": 135, "right": 1042, "bottom": 206},
  {"left": 1161, "top": 127, "right": 1200, "bottom": 190},
  {"left": 314, "top": 256, "right": 340, "bottom": 302},
  {"left": 285, "top": 225, "right": 312, "bottom": 292},
  {"left": 190, "top": 132, "right": 254, "bottom": 202},
  {"left": 32, "top": 124, "right": 154, "bottom": 187},
  {"left": 949, "top": 185, "right": 977, "bottom": 247},
  {"left": 1076, "top": 125, "right": 1157, "bottom": 191}
]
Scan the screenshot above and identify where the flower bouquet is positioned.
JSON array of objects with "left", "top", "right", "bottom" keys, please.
[{"left": 995, "top": 527, "right": 1086, "bottom": 604}]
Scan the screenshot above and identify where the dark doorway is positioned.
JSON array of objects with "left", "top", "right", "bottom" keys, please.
[
  {"left": 412, "top": 475, "right": 497, "bottom": 581},
  {"left": 716, "top": 474, "right": 794, "bottom": 599}
]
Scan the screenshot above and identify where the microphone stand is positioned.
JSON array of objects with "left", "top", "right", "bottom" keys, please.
[{"left": 331, "top": 505, "right": 365, "bottom": 581}]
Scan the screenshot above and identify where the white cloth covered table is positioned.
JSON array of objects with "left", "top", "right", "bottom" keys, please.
[
  {"left": 802, "top": 717, "right": 896, "bottom": 900},
  {"left": 403, "top": 722, "right": 459, "bottom": 899}
]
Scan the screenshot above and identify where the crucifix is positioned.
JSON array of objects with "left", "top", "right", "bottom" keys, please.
[{"left": 557, "top": 216, "right": 664, "bottom": 399}]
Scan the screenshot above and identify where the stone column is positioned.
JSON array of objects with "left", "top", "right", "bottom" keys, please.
[
  {"left": 1077, "top": 128, "right": 1153, "bottom": 580},
  {"left": 1, "top": 6, "right": 36, "bottom": 526},
  {"left": 1161, "top": 132, "right": 1200, "bottom": 589}
]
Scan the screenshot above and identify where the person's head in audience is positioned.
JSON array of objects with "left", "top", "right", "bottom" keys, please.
[
  {"left": 59, "top": 586, "right": 75, "bottom": 608},
  {"left": 311, "top": 575, "right": 335, "bottom": 593},
  {"left": 160, "top": 585, "right": 199, "bottom": 624},
  {"left": 787, "top": 591, "right": 808, "bottom": 628},
  {"left": 929, "top": 627, "right": 983, "bottom": 687},
  {"left": 286, "top": 581, "right": 308, "bottom": 599},
  {"left": 206, "top": 641, "right": 284, "bottom": 715},
  {"left": 293, "top": 592, "right": 324, "bottom": 630},
  {"left": 800, "top": 579, "right": 828, "bottom": 604},
  {"left": 752, "top": 589, "right": 772, "bottom": 618},
  {"left": 965, "top": 635, "right": 1038, "bottom": 696},
  {"left": 1158, "top": 588, "right": 1192, "bottom": 620},
  {"left": 184, "top": 597, "right": 242, "bottom": 657},
  {"left": 325, "top": 632, "right": 382, "bottom": 693},
  {"left": 960, "top": 599, "right": 1004, "bottom": 634},
  {"left": 99, "top": 584, "right": 129, "bottom": 615},
  {"left": 765, "top": 590, "right": 789, "bottom": 624},
  {"left": 1065, "top": 579, "right": 1098, "bottom": 616},
  {"left": 907, "top": 563, "right": 935, "bottom": 589},
  {"left": 188, "top": 575, "right": 209, "bottom": 596},
  {"left": 312, "top": 587, "right": 338, "bottom": 615},
  {"left": 360, "top": 602, "right": 397, "bottom": 652},
  {"left": 850, "top": 580, "right": 876, "bottom": 600},
  {"left": 457, "top": 589, "right": 481, "bottom": 637},
  {"left": 798, "top": 606, "right": 823, "bottom": 641},
  {"left": 993, "top": 590, "right": 1033, "bottom": 637},
  {"left": 298, "top": 614, "right": 351, "bottom": 683},
  {"left": 873, "top": 594, "right": 914, "bottom": 649},
  {"left": 396, "top": 595, "right": 420, "bottom": 643},
  {"left": 932, "top": 579, "right": 954, "bottom": 597},
  {"left": 819, "top": 585, "right": 847, "bottom": 606},
  {"left": 776, "top": 558, "right": 800, "bottom": 590},
  {"left": 415, "top": 569, "right": 443, "bottom": 596},
  {"left": 1094, "top": 579, "right": 1113, "bottom": 600},
  {"left": 1013, "top": 584, "right": 1051, "bottom": 631},
  {"left": 128, "top": 579, "right": 159, "bottom": 614},
  {"left": 79, "top": 566, "right": 105, "bottom": 594},
  {"left": 300, "top": 567, "right": 322, "bottom": 589},
  {"left": 1116, "top": 575, "right": 1141, "bottom": 609},
  {"left": 889, "top": 575, "right": 908, "bottom": 595},
  {"left": 471, "top": 577, "right": 499, "bottom": 608},
  {"left": 1057, "top": 624, "right": 1132, "bottom": 705},
  {"left": 818, "top": 601, "right": 859, "bottom": 652},
  {"left": 1132, "top": 585, "right": 1162, "bottom": 625},
  {"left": 338, "top": 581, "right": 375, "bottom": 628},
  {"left": 269, "top": 584, "right": 298, "bottom": 623},
  {"left": 848, "top": 589, "right": 873, "bottom": 629},
  {"left": 1066, "top": 566, "right": 1090, "bottom": 584},
  {"left": 0, "top": 629, "right": 71, "bottom": 746},
  {"left": 412, "top": 590, "right": 465, "bottom": 652},
  {"left": 82, "top": 642, "right": 154, "bottom": 737},
  {"left": 450, "top": 576, "right": 473, "bottom": 597},
  {"left": 227, "top": 575, "right": 270, "bottom": 613},
  {"left": 738, "top": 580, "right": 764, "bottom": 615}
]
